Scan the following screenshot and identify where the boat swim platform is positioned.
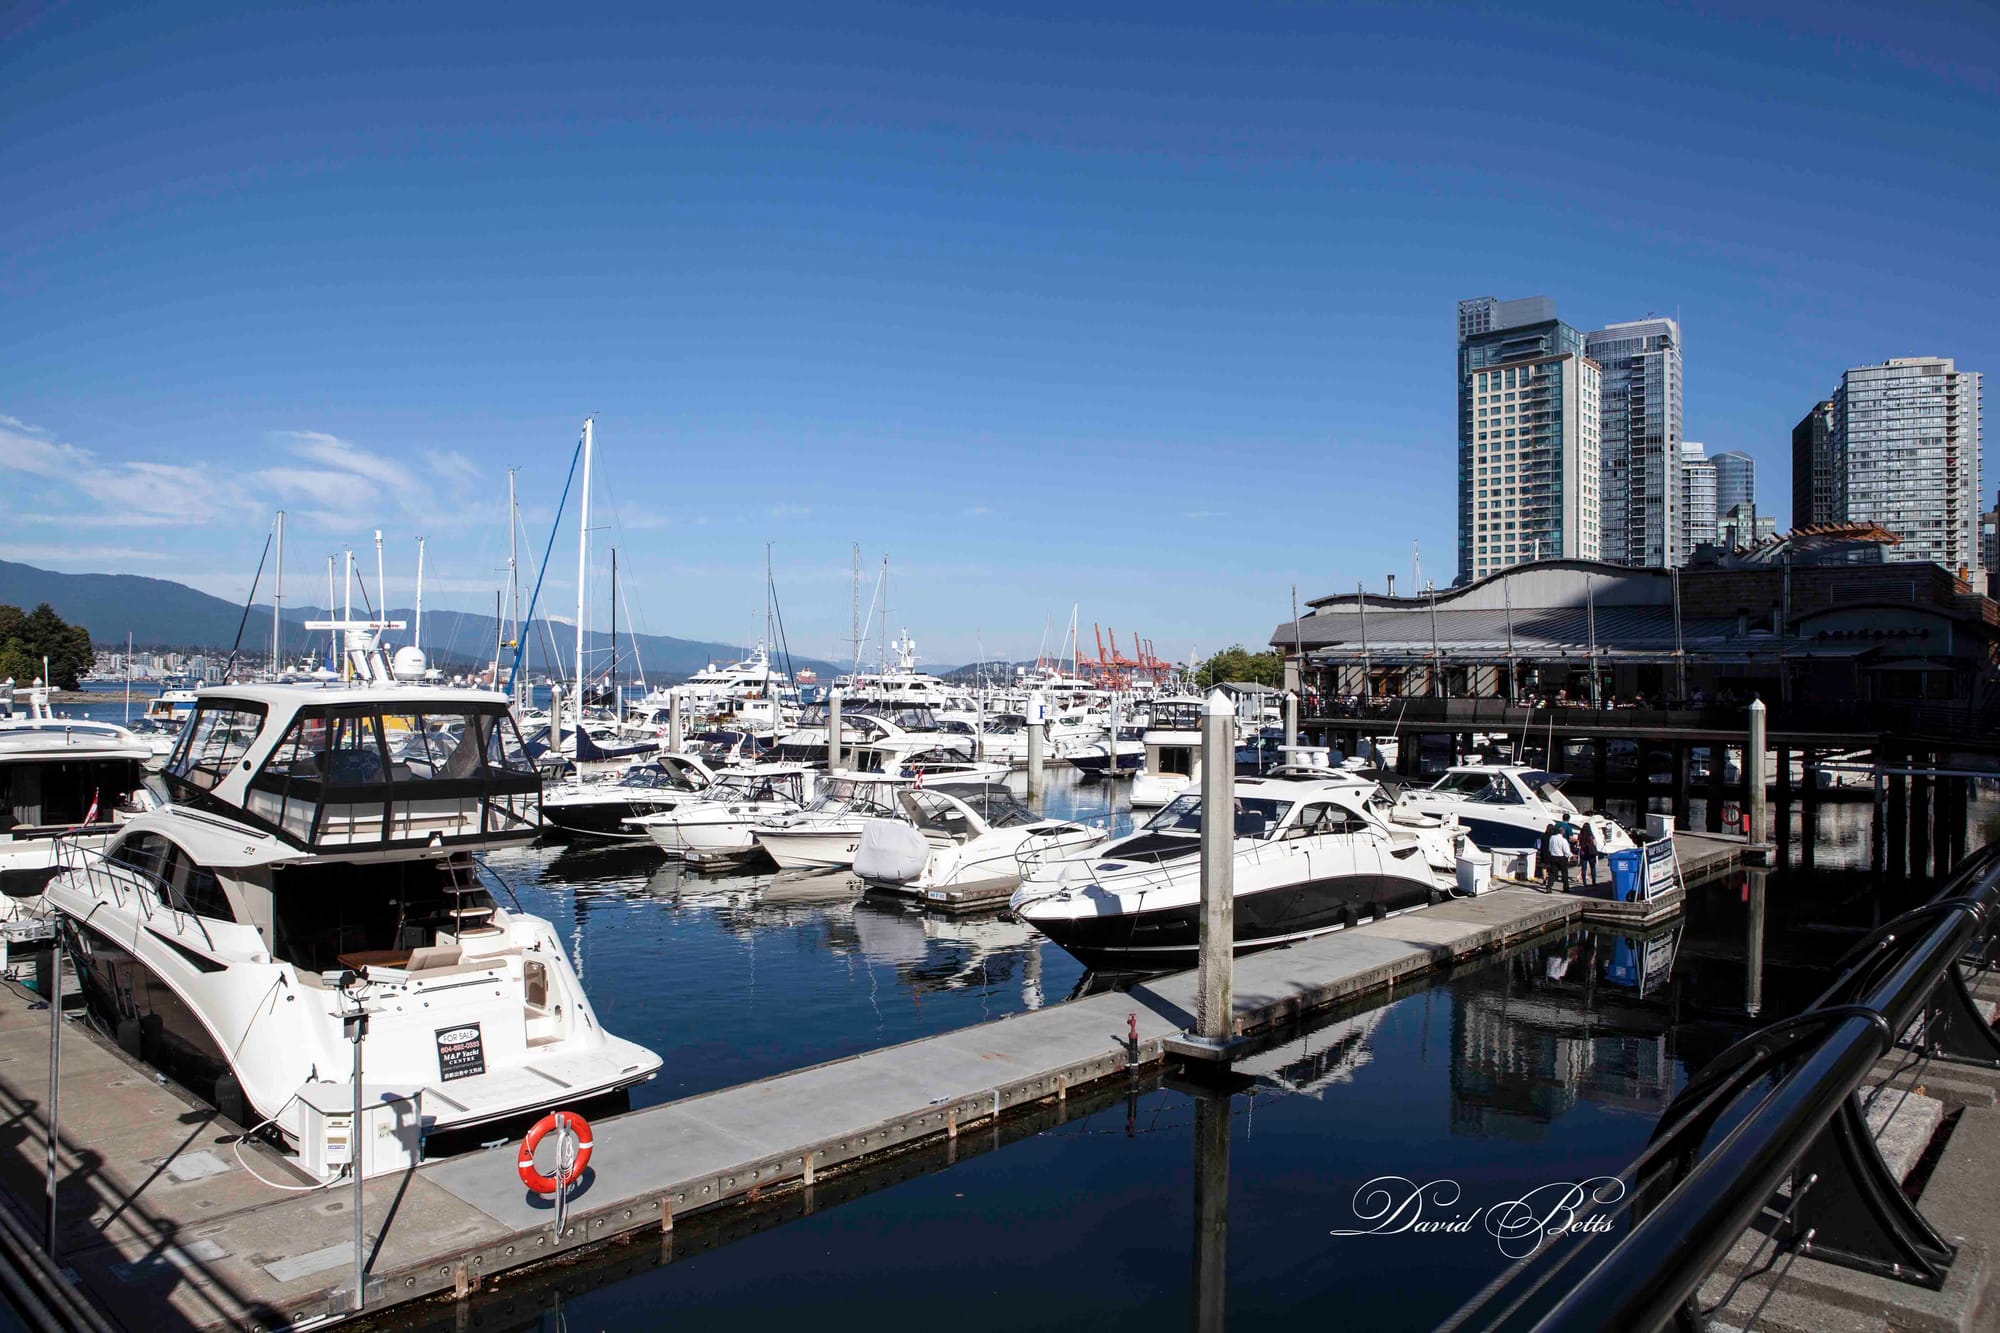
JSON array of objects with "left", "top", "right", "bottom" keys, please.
[{"left": 0, "top": 887, "right": 1578, "bottom": 1330}]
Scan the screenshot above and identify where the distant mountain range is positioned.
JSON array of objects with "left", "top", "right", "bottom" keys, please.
[{"left": 0, "top": 559, "right": 845, "bottom": 682}]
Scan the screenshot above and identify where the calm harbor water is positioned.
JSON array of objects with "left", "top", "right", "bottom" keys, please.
[
  {"left": 49, "top": 688, "right": 2000, "bottom": 1329},
  {"left": 371, "top": 771, "right": 1994, "bottom": 1333}
]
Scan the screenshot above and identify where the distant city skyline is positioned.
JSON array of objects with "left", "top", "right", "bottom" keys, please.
[{"left": 3, "top": 3, "right": 1997, "bottom": 657}]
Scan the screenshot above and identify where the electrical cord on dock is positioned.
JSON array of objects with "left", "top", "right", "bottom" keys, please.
[{"left": 229, "top": 1095, "right": 342, "bottom": 1194}]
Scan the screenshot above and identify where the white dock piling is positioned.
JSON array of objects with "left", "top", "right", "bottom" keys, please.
[
  {"left": 1026, "top": 690, "right": 1045, "bottom": 799},
  {"left": 1747, "top": 696, "right": 1769, "bottom": 847},
  {"left": 827, "top": 689, "right": 843, "bottom": 772}
]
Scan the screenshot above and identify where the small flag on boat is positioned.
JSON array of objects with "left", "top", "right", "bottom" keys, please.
[{"left": 84, "top": 789, "right": 100, "bottom": 824}]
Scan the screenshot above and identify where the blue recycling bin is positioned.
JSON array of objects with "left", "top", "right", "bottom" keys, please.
[{"left": 1608, "top": 849, "right": 1644, "bottom": 902}]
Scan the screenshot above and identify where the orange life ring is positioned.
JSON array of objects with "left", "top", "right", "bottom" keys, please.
[{"left": 517, "top": 1110, "right": 593, "bottom": 1194}]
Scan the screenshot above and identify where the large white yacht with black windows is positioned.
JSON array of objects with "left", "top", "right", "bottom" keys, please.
[
  {"left": 1011, "top": 772, "right": 1466, "bottom": 970},
  {"left": 41, "top": 675, "right": 662, "bottom": 1158},
  {"left": 1, "top": 679, "right": 155, "bottom": 913},
  {"left": 1391, "top": 763, "right": 1635, "bottom": 857}
]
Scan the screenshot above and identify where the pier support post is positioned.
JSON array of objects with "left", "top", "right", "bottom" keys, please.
[
  {"left": 1592, "top": 739, "right": 1608, "bottom": 815},
  {"left": 1192, "top": 691, "right": 1236, "bottom": 1052},
  {"left": 1886, "top": 750, "right": 1908, "bottom": 878},
  {"left": 1283, "top": 690, "right": 1297, "bottom": 752},
  {"left": 1191, "top": 1089, "right": 1231, "bottom": 1333},
  {"left": 1670, "top": 742, "right": 1691, "bottom": 832},
  {"left": 1026, "top": 690, "right": 1046, "bottom": 801},
  {"left": 667, "top": 689, "right": 682, "bottom": 753},
  {"left": 1745, "top": 868, "right": 1767, "bottom": 1019},
  {"left": 1746, "top": 697, "right": 1769, "bottom": 849},
  {"left": 1784, "top": 736, "right": 1800, "bottom": 860},
  {"left": 1706, "top": 742, "right": 1726, "bottom": 833},
  {"left": 827, "top": 689, "right": 843, "bottom": 773},
  {"left": 1912, "top": 758, "right": 1933, "bottom": 880},
  {"left": 1929, "top": 761, "right": 1951, "bottom": 876}
]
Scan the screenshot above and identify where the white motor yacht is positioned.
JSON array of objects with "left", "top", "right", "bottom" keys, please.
[
  {"left": 853, "top": 784, "right": 1106, "bottom": 898},
  {"left": 1012, "top": 774, "right": 1466, "bottom": 970},
  {"left": 538, "top": 753, "right": 718, "bottom": 841},
  {"left": 752, "top": 772, "right": 906, "bottom": 870},
  {"left": 0, "top": 691, "right": 153, "bottom": 912},
  {"left": 624, "top": 764, "right": 815, "bottom": 861},
  {"left": 41, "top": 679, "right": 662, "bottom": 1165},
  {"left": 1130, "top": 695, "right": 1205, "bottom": 807},
  {"left": 1391, "top": 763, "right": 1635, "bottom": 857}
]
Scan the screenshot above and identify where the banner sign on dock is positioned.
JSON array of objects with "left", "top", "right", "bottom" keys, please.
[
  {"left": 1643, "top": 839, "right": 1677, "bottom": 900},
  {"left": 436, "top": 1023, "right": 486, "bottom": 1081}
]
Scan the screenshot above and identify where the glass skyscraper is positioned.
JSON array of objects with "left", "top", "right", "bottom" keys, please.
[
  {"left": 1791, "top": 399, "right": 1838, "bottom": 529},
  {"left": 1834, "top": 358, "right": 1983, "bottom": 573},
  {"left": 1680, "top": 442, "right": 1718, "bottom": 553},
  {"left": 1711, "top": 451, "right": 1754, "bottom": 522},
  {"left": 1585, "top": 318, "right": 1684, "bottom": 568},
  {"left": 1456, "top": 296, "right": 1601, "bottom": 584}
]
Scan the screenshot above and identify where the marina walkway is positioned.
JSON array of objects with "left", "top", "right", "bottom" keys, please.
[{"left": 0, "top": 886, "right": 1578, "bottom": 1329}]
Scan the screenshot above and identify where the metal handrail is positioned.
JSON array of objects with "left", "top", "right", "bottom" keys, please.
[
  {"left": 53, "top": 833, "right": 219, "bottom": 955},
  {"left": 1443, "top": 840, "right": 2000, "bottom": 1332}
]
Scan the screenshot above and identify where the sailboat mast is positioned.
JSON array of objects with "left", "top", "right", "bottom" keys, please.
[
  {"left": 575, "top": 418, "right": 593, "bottom": 742},
  {"left": 609, "top": 546, "right": 618, "bottom": 694},
  {"left": 272, "top": 510, "right": 284, "bottom": 675},
  {"left": 850, "top": 542, "right": 860, "bottom": 678},
  {"left": 880, "top": 556, "right": 888, "bottom": 672},
  {"left": 414, "top": 536, "right": 426, "bottom": 655}
]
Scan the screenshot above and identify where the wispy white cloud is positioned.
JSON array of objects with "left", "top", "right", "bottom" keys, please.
[
  {"left": 0, "top": 417, "right": 90, "bottom": 477},
  {"left": 963, "top": 505, "right": 994, "bottom": 516},
  {"left": 281, "top": 430, "right": 415, "bottom": 491},
  {"left": 427, "top": 449, "right": 481, "bottom": 490},
  {"left": 0, "top": 543, "right": 176, "bottom": 564},
  {"left": 1183, "top": 510, "right": 1224, "bottom": 520},
  {"left": 0, "top": 416, "right": 248, "bottom": 522}
]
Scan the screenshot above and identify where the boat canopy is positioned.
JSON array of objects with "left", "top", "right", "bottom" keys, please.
[{"left": 164, "top": 693, "right": 540, "bottom": 853}]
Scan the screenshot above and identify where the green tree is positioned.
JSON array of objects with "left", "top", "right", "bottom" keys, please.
[
  {"left": 0, "top": 602, "right": 95, "bottom": 690},
  {"left": 1193, "top": 645, "right": 1284, "bottom": 690}
]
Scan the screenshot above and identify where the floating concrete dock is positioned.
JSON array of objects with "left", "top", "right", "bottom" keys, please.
[{"left": 0, "top": 886, "right": 1582, "bottom": 1329}]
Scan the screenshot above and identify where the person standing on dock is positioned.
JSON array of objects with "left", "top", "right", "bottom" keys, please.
[
  {"left": 1575, "top": 821, "right": 1600, "bottom": 887},
  {"left": 1542, "top": 823, "right": 1573, "bottom": 891}
]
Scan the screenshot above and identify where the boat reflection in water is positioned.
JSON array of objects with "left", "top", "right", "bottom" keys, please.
[{"left": 1449, "top": 926, "right": 1681, "bottom": 1138}]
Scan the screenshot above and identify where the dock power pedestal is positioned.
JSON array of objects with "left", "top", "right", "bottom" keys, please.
[{"left": 296, "top": 1082, "right": 424, "bottom": 1182}]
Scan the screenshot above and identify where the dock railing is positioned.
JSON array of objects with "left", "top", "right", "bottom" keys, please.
[
  {"left": 1304, "top": 696, "right": 2000, "bottom": 743},
  {"left": 1440, "top": 839, "right": 2000, "bottom": 1332}
]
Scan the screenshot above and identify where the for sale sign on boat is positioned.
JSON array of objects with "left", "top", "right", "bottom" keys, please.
[{"left": 436, "top": 1023, "right": 486, "bottom": 1082}]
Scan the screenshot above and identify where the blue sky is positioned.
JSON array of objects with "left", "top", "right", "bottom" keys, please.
[{"left": 3, "top": 1, "right": 1995, "bottom": 666}]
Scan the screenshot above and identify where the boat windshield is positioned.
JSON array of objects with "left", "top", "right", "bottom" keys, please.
[
  {"left": 620, "top": 764, "right": 700, "bottom": 791},
  {"left": 809, "top": 780, "right": 898, "bottom": 817},
  {"left": 1143, "top": 793, "right": 1294, "bottom": 839},
  {"left": 235, "top": 702, "right": 539, "bottom": 850},
  {"left": 1430, "top": 770, "right": 1523, "bottom": 805},
  {"left": 1148, "top": 702, "right": 1203, "bottom": 730},
  {"left": 709, "top": 772, "right": 803, "bottom": 804}
]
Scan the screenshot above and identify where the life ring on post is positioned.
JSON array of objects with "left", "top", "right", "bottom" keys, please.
[{"left": 517, "top": 1110, "right": 593, "bottom": 1194}]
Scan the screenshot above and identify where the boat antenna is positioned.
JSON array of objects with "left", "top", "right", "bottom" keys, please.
[
  {"left": 272, "top": 509, "right": 284, "bottom": 675},
  {"left": 221, "top": 517, "right": 276, "bottom": 681}
]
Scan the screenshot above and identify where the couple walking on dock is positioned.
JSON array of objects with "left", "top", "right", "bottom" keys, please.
[{"left": 1539, "top": 821, "right": 1599, "bottom": 891}]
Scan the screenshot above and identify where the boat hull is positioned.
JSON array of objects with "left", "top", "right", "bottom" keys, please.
[
  {"left": 1020, "top": 870, "right": 1437, "bottom": 971},
  {"left": 540, "top": 795, "right": 687, "bottom": 841},
  {"left": 754, "top": 826, "right": 865, "bottom": 869}
]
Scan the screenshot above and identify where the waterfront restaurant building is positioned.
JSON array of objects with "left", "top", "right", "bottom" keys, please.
[{"left": 1269, "top": 542, "right": 2000, "bottom": 717}]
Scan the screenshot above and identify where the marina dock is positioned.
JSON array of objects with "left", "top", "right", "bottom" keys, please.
[{"left": 0, "top": 885, "right": 1581, "bottom": 1329}]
